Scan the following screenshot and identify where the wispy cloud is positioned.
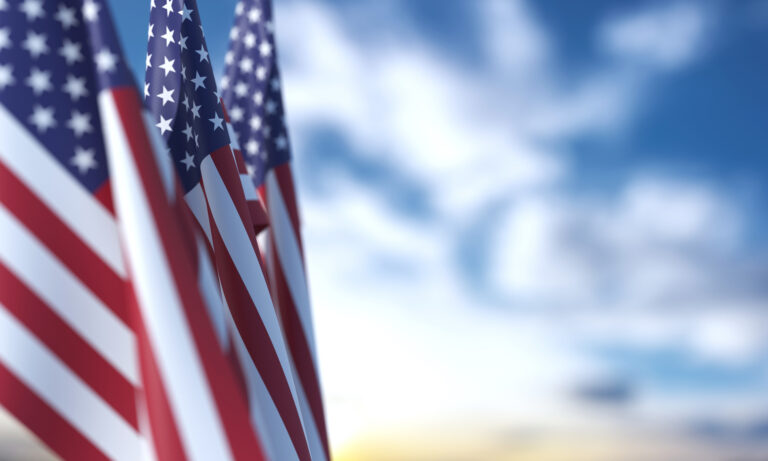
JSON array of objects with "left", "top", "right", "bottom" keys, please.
[{"left": 274, "top": 0, "right": 767, "bottom": 455}]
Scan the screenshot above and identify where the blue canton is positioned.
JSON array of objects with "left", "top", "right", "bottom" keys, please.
[
  {"left": 145, "top": 0, "right": 231, "bottom": 194},
  {"left": 221, "top": 0, "right": 291, "bottom": 188},
  {"left": 0, "top": 0, "right": 133, "bottom": 193}
]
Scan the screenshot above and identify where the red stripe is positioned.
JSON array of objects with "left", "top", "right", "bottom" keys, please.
[
  {"left": 249, "top": 200, "right": 270, "bottom": 235},
  {"left": 270, "top": 243, "right": 331, "bottom": 458},
  {"left": 0, "top": 361, "right": 108, "bottom": 461},
  {"left": 232, "top": 147, "right": 248, "bottom": 173},
  {"left": 0, "top": 263, "right": 138, "bottom": 428},
  {"left": 0, "top": 161, "right": 130, "bottom": 325},
  {"left": 109, "top": 87, "right": 265, "bottom": 460},
  {"left": 205, "top": 215, "right": 310, "bottom": 461},
  {"left": 93, "top": 180, "right": 115, "bottom": 216}
]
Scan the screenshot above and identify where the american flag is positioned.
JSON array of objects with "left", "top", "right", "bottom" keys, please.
[
  {"left": 145, "top": 1, "right": 313, "bottom": 460},
  {"left": 0, "top": 0, "right": 264, "bottom": 459},
  {"left": 222, "top": 1, "right": 330, "bottom": 460}
]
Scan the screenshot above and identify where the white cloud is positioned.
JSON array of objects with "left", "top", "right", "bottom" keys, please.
[
  {"left": 273, "top": 0, "right": 763, "bottom": 454},
  {"left": 599, "top": 2, "right": 710, "bottom": 70}
]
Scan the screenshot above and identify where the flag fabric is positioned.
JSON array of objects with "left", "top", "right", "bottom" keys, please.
[
  {"left": 222, "top": 1, "right": 330, "bottom": 460},
  {"left": 145, "top": 1, "right": 313, "bottom": 460},
  {"left": 0, "top": 0, "right": 265, "bottom": 459}
]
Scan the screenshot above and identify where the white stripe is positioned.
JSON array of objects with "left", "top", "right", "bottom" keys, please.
[
  {"left": 185, "top": 183, "right": 213, "bottom": 244},
  {"left": 197, "top": 238, "right": 228, "bottom": 350},
  {"left": 241, "top": 174, "right": 258, "bottom": 201},
  {"left": 265, "top": 172, "right": 318, "bottom": 361},
  {"left": 227, "top": 309, "right": 300, "bottom": 461},
  {"left": 142, "top": 111, "right": 175, "bottom": 201},
  {"left": 0, "top": 203, "right": 138, "bottom": 385},
  {"left": 100, "top": 92, "right": 233, "bottom": 461},
  {"left": 294, "top": 364, "right": 328, "bottom": 461},
  {"left": 0, "top": 305, "right": 142, "bottom": 461},
  {"left": 226, "top": 122, "right": 240, "bottom": 150},
  {"left": 200, "top": 156, "right": 301, "bottom": 406},
  {"left": 0, "top": 103, "right": 126, "bottom": 278}
]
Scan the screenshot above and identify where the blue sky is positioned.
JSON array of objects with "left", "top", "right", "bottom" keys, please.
[{"left": 106, "top": 0, "right": 768, "bottom": 458}]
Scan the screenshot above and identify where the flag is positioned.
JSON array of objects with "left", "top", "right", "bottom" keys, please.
[
  {"left": 0, "top": 0, "right": 264, "bottom": 459},
  {"left": 222, "top": 1, "right": 330, "bottom": 460},
  {"left": 145, "top": 1, "right": 312, "bottom": 460}
]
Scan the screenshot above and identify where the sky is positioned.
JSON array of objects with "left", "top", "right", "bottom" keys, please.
[
  {"left": 3, "top": 0, "right": 767, "bottom": 459},
  {"left": 118, "top": 0, "right": 768, "bottom": 459}
]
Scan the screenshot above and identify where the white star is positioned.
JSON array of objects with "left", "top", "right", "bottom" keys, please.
[
  {"left": 234, "top": 81, "right": 248, "bottom": 98},
  {"left": 179, "top": 4, "right": 193, "bottom": 22},
  {"left": 262, "top": 125, "right": 271, "bottom": 138},
  {"left": 22, "top": 31, "right": 48, "bottom": 58},
  {"left": 156, "top": 85, "right": 174, "bottom": 106},
  {"left": 71, "top": 147, "right": 97, "bottom": 174},
  {"left": 148, "top": 24, "right": 154, "bottom": 39},
  {"left": 25, "top": 67, "right": 51, "bottom": 95},
  {"left": 194, "top": 133, "right": 199, "bottom": 146},
  {"left": 181, "top": 92, "right": 190, "bottom": 110},
  {"left": 209, "top": 112, "right": 224, "bottom": 131},
  {"left": 190, "top": 71, "right": 206, "bottom": 90},
  {"left": 95, "top": 49, "right": 117, "bottom": 72},
  {"left": 229, "top": 105, "right": 244, "bottom": 122},
  {"left": 255, "top": 66, "right": 267, "bottom": 81},
  {"left": 67, "top": 110, "right": 93, "bottom": 137},
  {"left": 155, "top": 115, "right": 172, "bottom": 134},
  {"left": 270, "top": 78, "right": 280, "bottom": 91},
  {"left": 0, "top": 28, "right": 10, "bottom": 51},
  {"left": 235, "top": 1, "right": 244, "bottom": 16},
  {"left": 162, "top": 0, "right": 173, "bottom": 16},
  {"left": 275, "top": 135, "right": 288, "bottom": 150},
  {"left": 151, "top": 0, "right": 156, "bottom": 9},
  {"left": 245, "top": 139, "right": 259, "bottom": 156},
  {"left": 196, "top": 46, "right": 208, "bottom": 62},
  {"left": 144, "top": 82, "right": 150, "bottom": 98},
  {"left": 243, "top": 33, "right": 256, "bottom": 48},
  {"left": 239, "top": 58, "right": 253, "bottom": 73},
  {"left": 55, "top": 5, "right": 78, "bottom": 29},
  {"left": 59, "top": 40, "right": 83, "bottom": 65},
  {"left": 246, "top": 163, "right": 256, "bottom": 177},
  {"left": 158, "top": 56, "right": 175, "bottom": 76},
  {"left": 63, "top": 75, "right": 87, "bottom": 100},
  {"left": 29, "top": 105, "right": 55, "bottom": 132},
  {"left": 247, "top": 7, "right": 261, "bottom": 23},
  {"left": 180, "top": 152, "right": 195, "bottom": 170},
  {"left": 179, "top": 34, "right": 188, "bottom": 50},
  {"left": 229, "top": 27, "right": 239, "bottom": 41},
  {"left": 20, "top": 0, "right": 44, "bottom": 21},
  {"left": 182, "top": 123, "right": 194, "bottom": 141},
  {"left": 225, "top": 51, "right": 234, "bottom": 65},
  {"left": 259, "top": 41, "right": 272, "bottom": 57},
  {"left": 190, "top": 101, "right": 201, "bottom": 119},
  {"left": 0, "top": 0, "right": 6, "bottom": 11},
  {"left": 82, "top": 0, "right": 100, "bottom": 22},
  {"left": 265, "top": 100, "right": 277, "bottom": 114},
  {"left": 0, "top": 64, "right": 14, "bottom": 90},
  {"left": 160, "top": 27, "right": 175, "bottom": 46},
  {"left": 145, "top": 53, "right": 152, "bottom": 69},
  {"left": 220, "top": 75, "right": 230, "bottom": 90},
  {"left": 249, "top": 115, "right": 262, "bottom": 130},
  {"left": 253, "top": 91, "right": 263, "bottom": 105}
]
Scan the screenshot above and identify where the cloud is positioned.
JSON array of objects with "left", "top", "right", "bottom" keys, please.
[
  {"left": 598, "top": 2, "right": 711, "bottom": 70},
  {"left": 272, "top": 0, "right": 766, "bottom": 454}
]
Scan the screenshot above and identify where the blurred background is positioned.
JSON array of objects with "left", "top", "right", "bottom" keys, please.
[{"left": 3, "top": 0, "right": 768, "bottom": 459}]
